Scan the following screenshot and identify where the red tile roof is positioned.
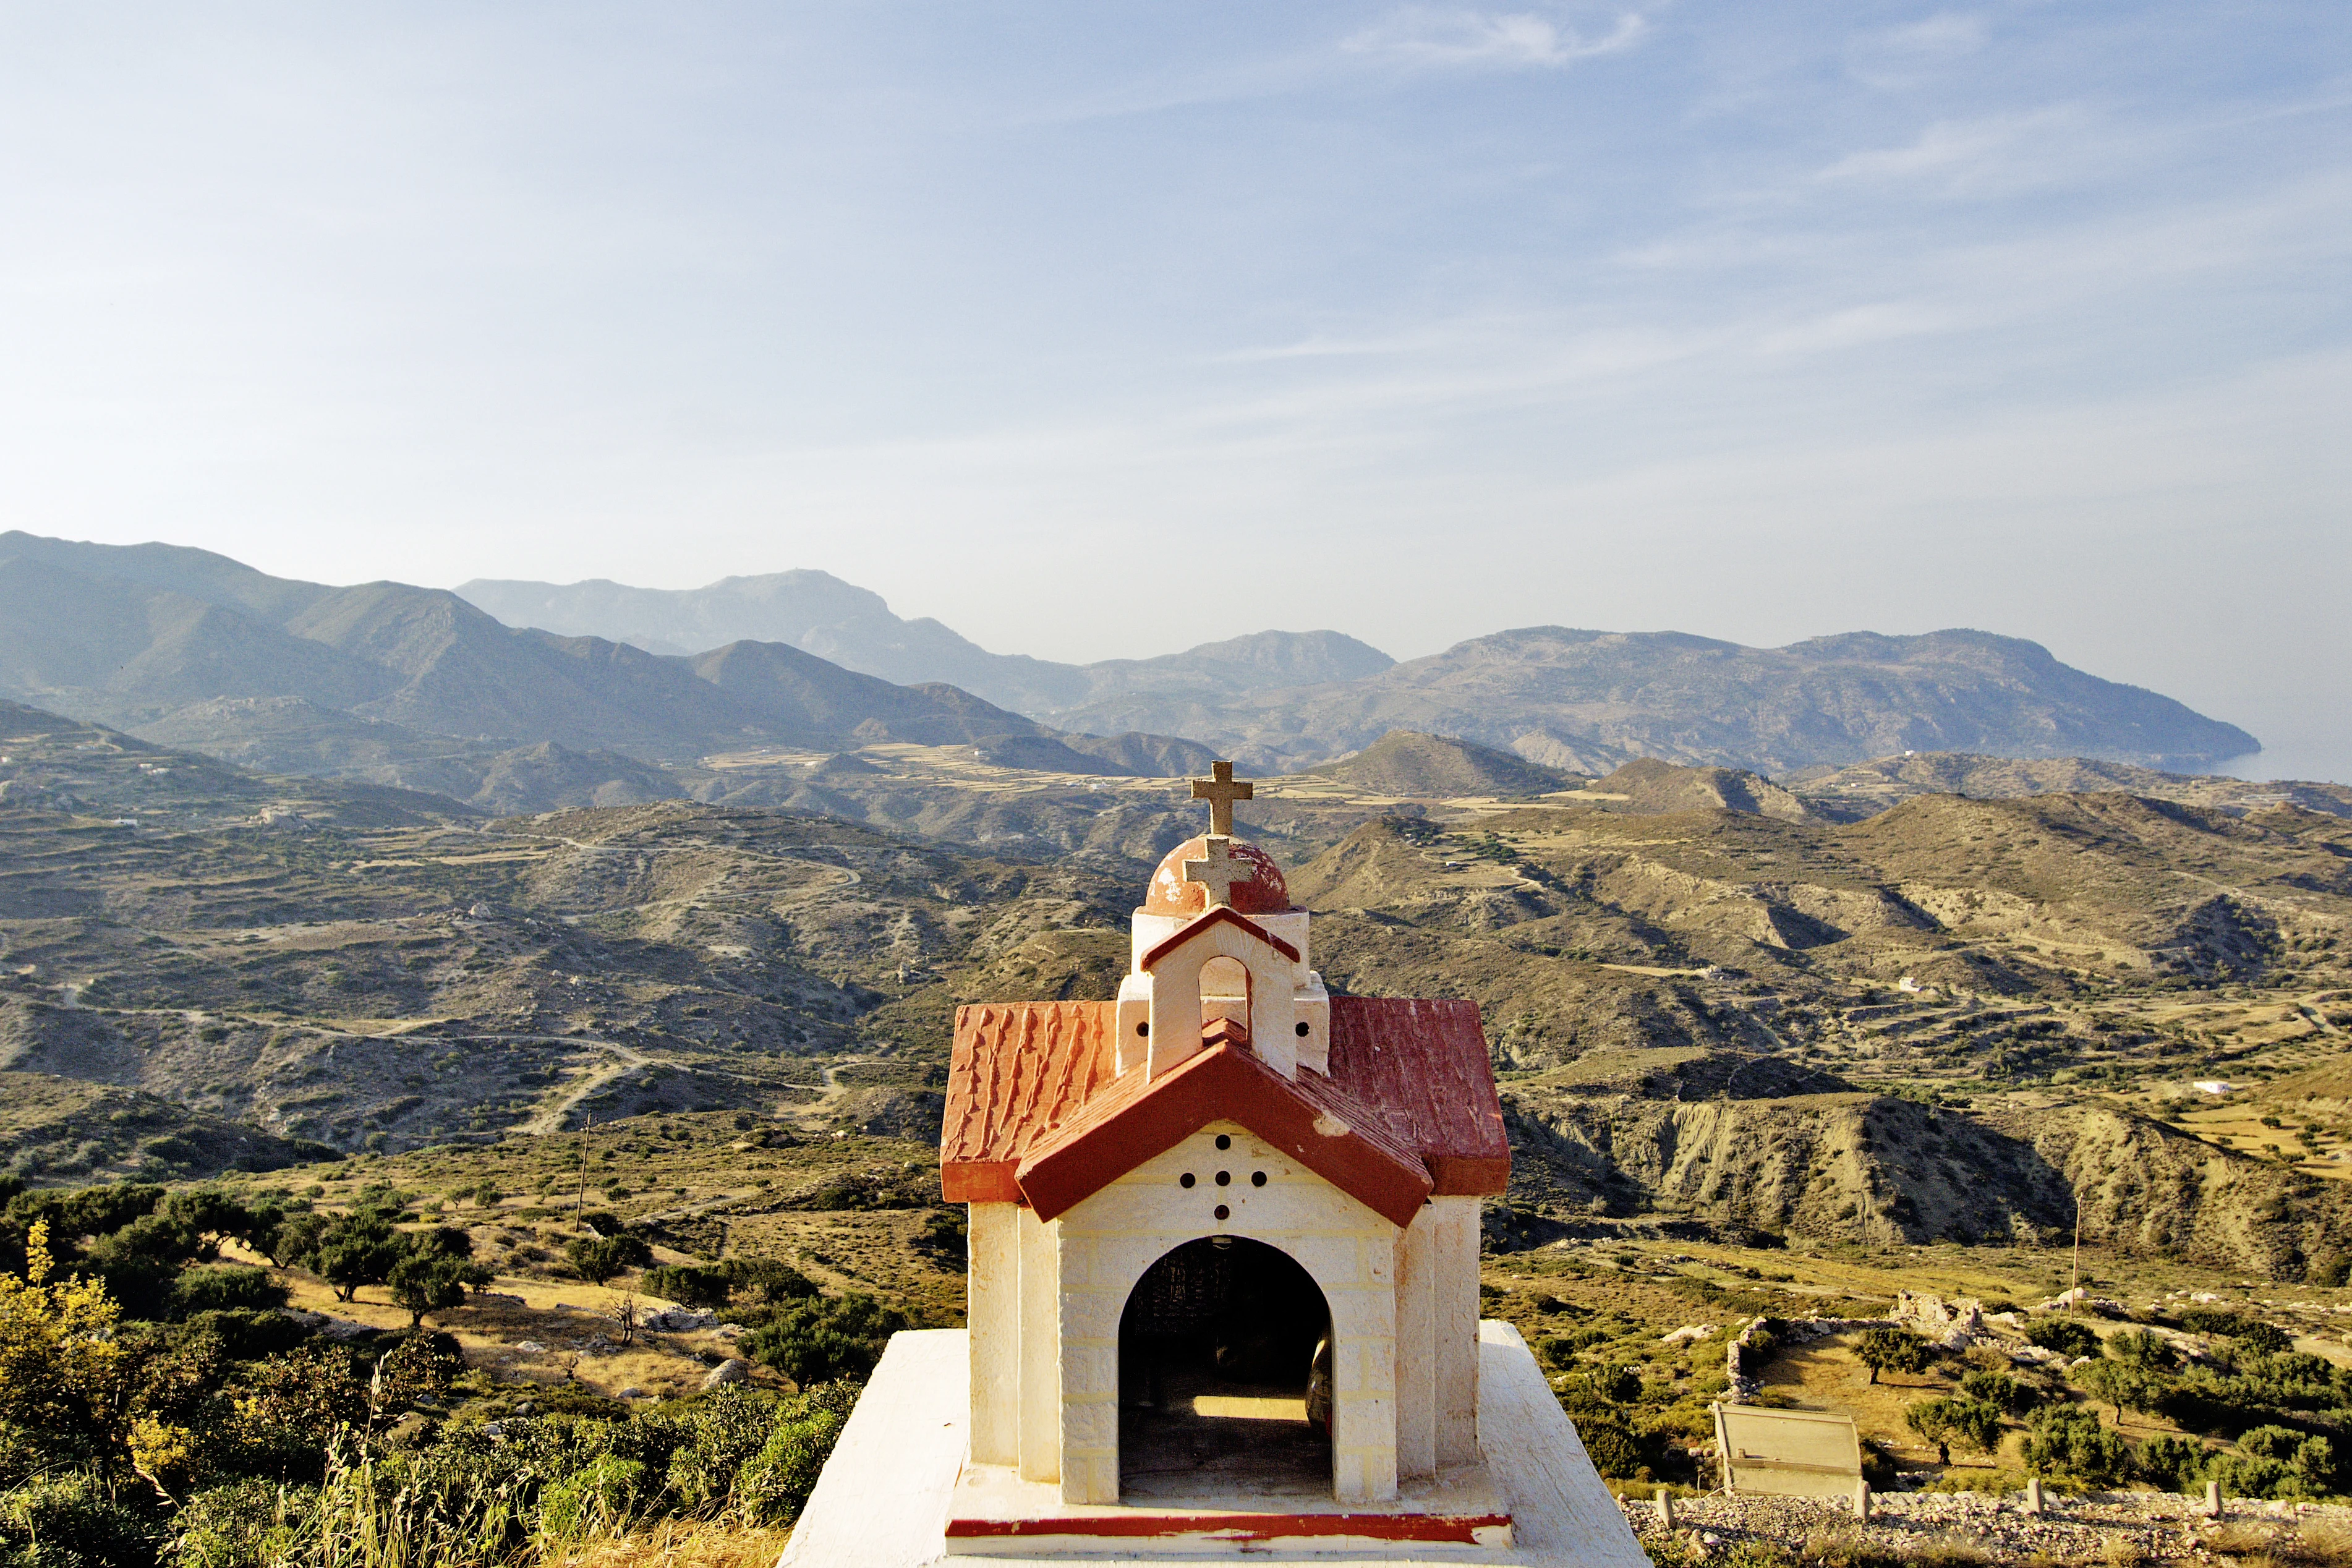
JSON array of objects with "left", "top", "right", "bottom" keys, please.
[
  {"left": 940, "top": 995, "right": 1509, "bottom": 1211},
  {"left": 1015, "top": 1039, "right": 1434, "bottom": 1227}
]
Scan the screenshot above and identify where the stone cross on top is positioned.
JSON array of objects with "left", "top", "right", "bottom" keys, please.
[
  {"left": 1189, "top": 759, "right": 1253, "bottom": 837},
  {"left": 1183, "top": 761, "right": 1256, "bottom": 908},
  {"left": 1183, "top": 835, "right": 1245, "bottom": 907}
]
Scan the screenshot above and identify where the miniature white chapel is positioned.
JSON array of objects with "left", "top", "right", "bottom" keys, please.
[{"left": 934, "top": 762, "right": 1523, "bottom": 1551}]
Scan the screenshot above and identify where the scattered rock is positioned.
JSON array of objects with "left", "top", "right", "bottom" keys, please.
[
  {"left": 644, "top": 1307, "right": 717, "bottom": 1332},
  {"left": 515, "top": 1340, "right": 546, "bottom": 1353},
  {"left": 702, "top": 1358, "right": 752, "bottom": 1390},
  {"left": 1621, "top": 1488, "right": 2352, "bottom": 1563}
]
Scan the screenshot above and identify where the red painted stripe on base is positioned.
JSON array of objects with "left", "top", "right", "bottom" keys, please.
[{"left": 944, "top": 1510, "right": 1510, "bottom": 1542}]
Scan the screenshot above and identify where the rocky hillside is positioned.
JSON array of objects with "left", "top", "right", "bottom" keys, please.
[
  {"left": 1306, "top": 730, "right": 1573, "bottom": 799},
  {"left": 1576, "top": 758, "right": 1814, "bottom": 820},
  {"left": 1791, "top": 751, "right": 2352, "bottom": 822},
  {"left": 0, "top": 1072, "right": 335, "bottom": 1183},
  {"left": 4, "top": 667, "right": 2346, "bottom": 1282},
  {"left": 1491, "top": 1063, "right": 2352, "bottom": 1276}
]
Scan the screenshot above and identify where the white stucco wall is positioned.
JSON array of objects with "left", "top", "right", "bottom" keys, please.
[
  {"left": 1050, "top": 1118, "right": 1402, "bottom": 1504},
  {"left": 964, "top": 1151, "right": 1485, "bottom": 1502},
  {"left": 1016, "top": 1203, "right": 1060, "bottom": 1482},
  {"left": 1116, "top": 911, "right": 1330, "bottom": 1080},
  {"left": 966, "top": 1202, "right": 1020, "bottom": 1467},
  {"left": 1428, "top": 1195, "right": 1483, "bottom": 1465}
]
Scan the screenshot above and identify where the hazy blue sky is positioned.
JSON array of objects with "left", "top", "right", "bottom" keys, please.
[{"left": 2, "top": 4, "right": 2347, "bottom": 776}]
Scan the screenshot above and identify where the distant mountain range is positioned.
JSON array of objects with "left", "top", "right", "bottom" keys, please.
[
  {"left": 0, "top": 532, "right": 1203, "bottom": 807},
  {"left": 456, "top": 571, "right": 1396, "bottom": 715},
  {"left": 463, "top": 566, "right": 2259, "bottom": 775},
  {"left": 0, "top": 533, "right": 2265, "bottom": 813}
]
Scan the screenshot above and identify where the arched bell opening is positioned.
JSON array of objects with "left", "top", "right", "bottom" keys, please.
[
  {"left": 1117, "top": 1235, "right": 1332, "bottom": 1500},
  {"left": 1199, "top": 954, "right": 1250, "bottom": 1041}
]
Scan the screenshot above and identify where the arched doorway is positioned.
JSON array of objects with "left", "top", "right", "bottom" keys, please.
[{"left": 1118, "top": 1236, "right": 1332, "bottom": 1499}]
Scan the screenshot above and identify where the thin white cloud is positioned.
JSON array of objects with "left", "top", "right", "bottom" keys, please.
[
  {"left": 1815, "top": 108, "right": 2097, "bottom": 198},
  {"left": 1886, "top": 12, "right": 1985, "bottom": 57},
  {"left": 1844, "top": 12, "right": 1989, "bottom": 91},
  {"left": 1753, "top": 301, "right": 1954, "bottom": 357},
  {"left": 1342, "top": 6, "right": 1648, "bottom": 70}
]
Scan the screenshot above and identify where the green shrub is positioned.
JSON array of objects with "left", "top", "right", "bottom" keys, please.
[
  {"left": 2025, "top": 1318, "right": 2100, "bottom": 1358},
  {"left": 1577, "top": 1418, "right": 1645, "bottom": 1478},
  {"left": 2135, "top": 1433, "right": 2209, "bottom": 1493},
  {"left": 536, "top": 1453, "right": 646, "bottom": 1540},
  {"left": 744, "top": 1293, "right": 909, "bottom": 1387},
  {"left": 726, "top": 1258, "right": 819, "bottom": 1305},
  {"left": 2022, "top": 1405, "right": 2133, "bottom": 1488},
  {"left": 386, "top": 1254, "right": 472, "bottom": 1328},
  {"left": 734, "top": 1384, "right": 858, "bottom": 1525},
  {"left": 662, "top": 1387, "right": 780, "bottom": 1514},
  {"left": 182, "top": 1308, "right": 309, "bottom": 1362},
  {"left": 566, "top": 1234, "right": 651, "bottom": 1285},
  {"left": 2214, "top": 1425, "right": 2340, "bottom": 1498},
  {"left": 1853, "top": 1326, "right": 1929, "bottom": 1384},
  {"left": 1906, "top": 1396, "right": 2003, "bottom": 1459},
  {"left": 172, "top": 1478, "right": 316, "bottom": 1568},
  {"left": 644, "top": 1263, "right": 733, "bottom": 1311},
  {"left": 171, "top": 1266, "right": 288, "bottom": 1317},
  {"left": 1958, "top": 1370, "right": 2030, "bottom": 1412},
  {"left": 307, "top": 1212, "right": 404, "bottom": 1302},
  {"left": 2205, "top": 1451, "right": 2311, "bottom": 1501},
  {"left": 1917, "top": 1468, "right": 2028, "bottom": 1496},
  {"left": 0, "top": 1472, "right": 161, "bottom": 1568},
  {"left": 2178, "top": 1310, "right": 2293, "bottom": 1355},
  {"left": 2109, "top": 1329, "right": 2175, "bottom": 1371}
]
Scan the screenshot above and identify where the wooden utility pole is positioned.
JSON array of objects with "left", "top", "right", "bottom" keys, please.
[{"left": 576, "top": 1112, "right": 592, "bottom": 1229}]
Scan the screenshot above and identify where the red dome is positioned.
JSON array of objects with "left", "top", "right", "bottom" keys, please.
[{"left": 1144, "top": 837, "right": 1293, "bottom": 917}]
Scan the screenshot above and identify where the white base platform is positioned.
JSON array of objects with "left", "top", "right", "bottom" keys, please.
[{"left": 777, "top": 1321, "right": 1651, "bottom": 1567}]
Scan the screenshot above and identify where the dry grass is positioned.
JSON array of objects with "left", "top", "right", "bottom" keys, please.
[
  {"left": 2100, "top": 1535, "right": 2150, "bottom": 1568},
  {"left": 1897, "top": 1534, "right": 1995, "bottom": 1568},
  {"left": 257, "top": 1256, "right": 771, "bottom": 1402},
  {"left": 543, "top": 1521, "right": 791, "bottom": 1568},
  {"left": 2276, "top": 1520, "right": 2352, "bottom": 1568}
]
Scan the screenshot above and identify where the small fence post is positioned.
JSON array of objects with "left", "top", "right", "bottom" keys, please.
[
  {"left": 2024, "top": 1478, "right": 2043, "bottom": 1516},
  {"left": 2205, "top": 1480, "right": 2225, "bottom": 1520},
  {"left": 1656, "top": 1488, "right": 1675, "bottom": 1528},
  {"left": 1854, "top": 1479, "right": 1872, "bottom": 1520}
]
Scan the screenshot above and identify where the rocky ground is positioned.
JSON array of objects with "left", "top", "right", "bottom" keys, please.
[{"left": 1619, "top": 1487, "right": 2352, "bottom": 1563}]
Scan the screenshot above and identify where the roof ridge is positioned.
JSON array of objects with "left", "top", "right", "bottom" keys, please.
[
  {"left": 1139, "top": 905, "right": 1302, "bottom": 969},
  {"left": 1013, "top": 1041, "right": 1434, "bottom": 1227}
]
